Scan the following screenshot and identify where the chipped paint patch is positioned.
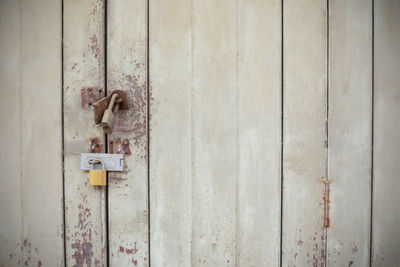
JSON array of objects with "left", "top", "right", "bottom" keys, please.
[
  {"left": 89, "top": 35, "right": 100, "bottom": 59},
  {"left": 71, "top": 241, "right": 94, "bottom": 267},
  {"left": 69, "top": 197, "right": 101, "bottom": 267},
  {"left": 109, "top": 138, "right": 131, "bottom": 156},
  {"left": 81, "top": 87, "right": 104, "bottom": 110}
]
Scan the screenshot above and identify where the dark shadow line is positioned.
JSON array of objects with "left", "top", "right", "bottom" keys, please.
[
  {"left": 61, "top": 0, "right": 67, "bottom": 265},
  {"left": 104, "top": 1, "right": 110, "bottom": 266},
  {"left": 147, "top": 0, "right": 151, "bottom": 265},
  {"left": 279, "top": 0, "right": 284, "bottom": 266},
  {"left": 369, "top": 0, "right": 375, "bottom": 266}
]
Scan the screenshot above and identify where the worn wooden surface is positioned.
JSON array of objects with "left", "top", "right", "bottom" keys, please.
[
  {"left": 191, "top": 0, "right": 237, "bottom": 265},
  {"left": 0, "top": 1, "right": 22, "bottom": 265},
  {"left": 237, "top": 0, "right": 281, "bottom": 265},
  {"left": 150, "top": 1, "right": 281, "bottom": 266},
  {"left": 107, "top": 0, "right": 149, "bottom": 265},
  {"left": 372, "top": 0, "right": 400, "bottom": 266},
  {"left": 2, "top": 1, "right": 400, "bottom": 266},
  {"left": 63, "top": 0, "right": 107, "bottom": 266},
  {"left": 282, "top": 0, "right": 327, "bottom": 266},
  {"left": 149, "top": 0, "right": 192, "bottom": 266},
  {"left": 328, "top": 1, "right": 372, "bottom": 266},
  {"left": 0, "top": 0, "right": 64, "bottom": 266}
]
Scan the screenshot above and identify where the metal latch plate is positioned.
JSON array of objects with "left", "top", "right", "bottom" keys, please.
[{"left": 80, "top": 153, "right": 124, "bottom": 171}]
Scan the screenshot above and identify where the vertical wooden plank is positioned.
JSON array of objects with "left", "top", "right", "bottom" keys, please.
[
  {"left": 64, "top": 0, "right": 107, "bottom": 266},
  {"left": 328, "top": 1, "right": 372, "bottom": 266},
  {"left": 0, "top": 1, "right": 22, "bottom": 265},
  {"left": 282, "top": 0, "right": 327, "bottom": 266},
  {"left": 237, "top": 0, "right": 281, "bottom": 265},
  {"left": 107, "top": 0, "right": 149, "bottom": 265},
  {"left": 372, "top": 1, "right": 400, "bottom": 266},
  {"left": 0, "top": 0, "right": 64, "bottom": 264},
  {"left": 191, "top": 0, "right": 237, "bottom": 265},
  {"left": 19, "top": 0, "right": 64, "bottom": 265},
  {"left": 0, "top": 0, "right": 64, "bottom": 265},
  {"left": 149, "top": 0, "right": 192, "bottom": 266}
]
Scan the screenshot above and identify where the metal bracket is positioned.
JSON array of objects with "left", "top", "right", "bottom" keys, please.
[{"left": 80, "top": 153, "right": 124, "bottom": 171}]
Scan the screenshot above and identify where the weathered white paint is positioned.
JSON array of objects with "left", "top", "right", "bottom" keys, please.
[
  {"left": 372, "top": 0, "right": 400, "bottom": 266},
  {"left": 237, "top": 0, "right": 281, "bottom": 265},
  {"left": 150, "top": 1, "right": 281, "bottom": 265},
  {"left": 149, "top": 0, "right": 192, "bottom": 266},
  {"left": 107, "top": 0, "right": 149, "bottom": 265},
  {"left": 2, "top": 1, "right": 400, "bottom": 266},
  {"left": 0, "top": 0, "right": 64, "bottom": 266},
  {"left": 0, "top": 1, "right": 22, "bottom": 265},
  {"left": 191, "top": 0, "right": 237, "bottom": 265},
  {"left": 64, "top": 0, "right": 107, "bottom": 265},
  {"left": 282, "top": 0, "right": 327, "bottom": 266},
  {"left": 328, "top": 1, "right": 372, "bottom": 266}
]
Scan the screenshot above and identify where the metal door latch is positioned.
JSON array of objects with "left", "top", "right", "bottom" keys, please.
[
  {"left": 80, "top": 153, "right": 124, "bottom": 171},
  {"left": 92, "top": 90, "right": 129, "bottom": 135}
]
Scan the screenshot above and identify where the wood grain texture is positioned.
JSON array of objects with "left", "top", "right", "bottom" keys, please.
[
  {"left": 149, "top": 1, "right": 282, "bottom": 265},
  {"left": 64, "top": 0, "right": 107, "bottom": 265},
  {"left": 237, "top": 0, "right": 281, "bottom": 265},
  {"left": 282, "top": 0, "right": 327, "bottom": 266},
  {"left": 327, "top": 1, "right": 372, "bottom": 266},
  {"left": 191, "top": 1, "right": 237, "bottom": 265},
  {"left": 0, "top": 1, "right": 22, "bottom": 265},
  {"left": 372, "top": 0, "right": 400, "bottom": 266},
  {"left": 107, "top": 0, "right": 149, "bottom": 265},
  {"left": 149, "top": 0, "right": 192, "bottom": 266},
  {"left": 0, "top": 0, "right": 64, "bottom": 266},
  {"left": 19, "top": 0, "right": 64, "bottom": 265}
]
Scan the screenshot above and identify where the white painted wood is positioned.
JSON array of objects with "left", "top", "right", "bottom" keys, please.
[
  {"left": 64, "top": 0, "right": 107, "bottom": 266},
  {"left": 282, "top": 0, "right": 327, "bottom": 266},
  {"left": 149, "top": 0, "right": 192, "bottom": 266},
  {"left": 191, "top": 1, "right": 237, "bottom": 265},
  {"left": 1, "top": 0, "right": 64, "bottom": 266},
  {"left": 372, "top": 1, "right": 400, "bottom": 266},
  {"left": 19, "top": 1, "right": 64, "bottom": 265},
  {"left": 0, "top": 1, "right": 22, "bottom": 265},
  {"left": 149, "top": 1, "right": 281, "bottom": 265},
  {"left": 237, "top": 0, "right": 281, "bottom": 265},
  {"left": 328, "top": 1, "right": 372, "bottom": 266},
  {"left": 107, "top": 0, "right": 149, "bottom": 265}
]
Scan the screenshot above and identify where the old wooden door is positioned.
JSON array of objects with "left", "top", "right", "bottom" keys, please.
[{"left": 1, "top": 0, "right": 400, "bottom": 266}]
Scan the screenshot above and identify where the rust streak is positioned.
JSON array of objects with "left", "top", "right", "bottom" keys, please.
[{"left": 88, "top": 137, "right": 104, "bottom": 153}]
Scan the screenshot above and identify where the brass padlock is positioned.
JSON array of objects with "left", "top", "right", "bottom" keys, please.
[
  {"left": 100, "top": 94, "right": 119, "bottom": 135},
  {"left": 89, "top": 160, "right": 107, "bottom": 186}
]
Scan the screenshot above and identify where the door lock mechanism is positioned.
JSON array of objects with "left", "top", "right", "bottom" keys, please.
[{"left": 92, "top": 90, "right": 129, "bottom": 135}]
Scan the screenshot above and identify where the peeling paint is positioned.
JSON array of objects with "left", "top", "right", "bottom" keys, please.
[
  {"left": 89, "top": 35, "right": 100, "bottom": 59},
  {"left": 71, "top": 241, "right": 94, "bottom": 267},
  {"left": 108, "top": 138, "right": 131, "bottom": 156},
  {"left": 81, "top": 87, "right": 104, "bottom": 110}
]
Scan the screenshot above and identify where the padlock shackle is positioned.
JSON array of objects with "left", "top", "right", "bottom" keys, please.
[{"left": 88, "top": 158, "right": 105, "bottom": 170}]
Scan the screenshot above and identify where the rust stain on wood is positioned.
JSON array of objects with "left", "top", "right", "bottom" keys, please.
[
  {"left": 108, "top": 62, "right": 148, "bottom": 158},
  {"left": 88, "top": 137, "right": 103, "bottom": 153},
  {"left": 108, "top": 138, "right": 131, "bottom": 156},
  {"left": 81, "top": 87, "right": 104, "bottom": 110}
]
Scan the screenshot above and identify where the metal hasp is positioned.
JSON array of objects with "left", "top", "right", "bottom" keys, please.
[
  {"left": 80, "top": 153, "right": 124, "bottom": 171},
  {"left": 92, "top": 90, "right": 129, "bottom": 134}
]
